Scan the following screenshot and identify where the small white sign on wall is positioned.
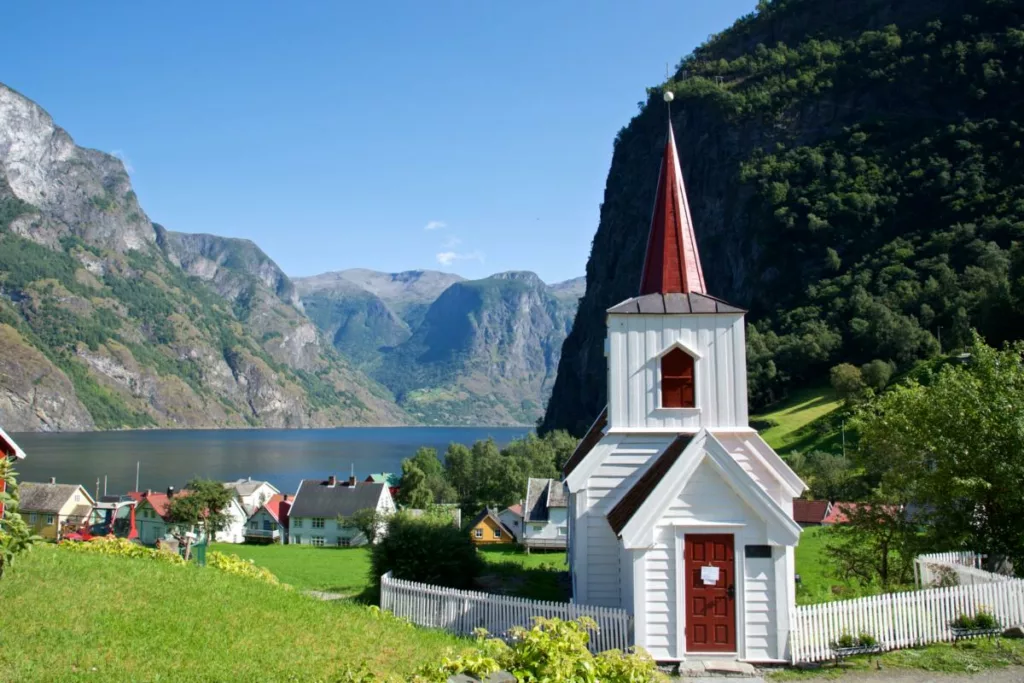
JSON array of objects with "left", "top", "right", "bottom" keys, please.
[{"left": 701, "top": 565, "right": 720, "bottom": 585}]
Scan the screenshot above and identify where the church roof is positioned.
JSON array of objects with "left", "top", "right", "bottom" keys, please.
[
  {"left": 562, "top": 406, "right": 608, "bottom": 477},
  {"left": 607, "top": 292, "right": 744, "bottom": 315},
  {"left": 638, "top": 120, "right": 706, "bottom": 296},
  {"left": 607, "top": 434, "right": 694, "bottom": 535}
]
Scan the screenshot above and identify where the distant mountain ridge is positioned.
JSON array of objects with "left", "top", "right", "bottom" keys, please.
[
  {"left": 0, "top": 83, "right": 408, "bottom": 431},
  {"left": 295, "top": 268, "right": 585, "bottom": 425}
]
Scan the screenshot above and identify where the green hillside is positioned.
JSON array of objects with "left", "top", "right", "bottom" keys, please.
[{"left": 543, "top": 0, "right": 1024, "bottom": 436}]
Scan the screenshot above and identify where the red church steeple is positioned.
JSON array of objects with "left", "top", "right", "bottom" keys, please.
[{"left": 638, "top": 119, "right": 707, "bottom": 296}]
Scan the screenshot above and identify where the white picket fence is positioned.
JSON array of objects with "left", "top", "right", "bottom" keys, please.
[
  {"left": 379, "top": 572, "right": 632, "bottom": 653},
  {"left": 791, "top": 575, "right": 1024, "bottom": 662},
  {"left": 915, "top": 552, "right": 1015, "bottom": 588}
]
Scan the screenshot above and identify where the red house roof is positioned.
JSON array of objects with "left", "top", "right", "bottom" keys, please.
[
  {"left": 504, "top": 503, "right": 523, "bottom": 517},
  {"left": 261, "top": 493, "right": 291, "bottom": 527},
  {"left": 638, "top": 120, "right": 706, "bottom": 296},
  {"left": 793, "top": 499, "right": 831, "bottom": 525},
  {"left": 823, "top": 502, "right": 863, "bottom": 525},
  {"left": 127, "top": 490, "right": 189, "bottom": 520}
]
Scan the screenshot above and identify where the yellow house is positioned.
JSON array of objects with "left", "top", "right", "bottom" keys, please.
[
  {"left": 19, "top": 480, "right": 95, "bottom": 541},
  {"left": 467, "top": 508, "right": 515, "bottom": 546}
]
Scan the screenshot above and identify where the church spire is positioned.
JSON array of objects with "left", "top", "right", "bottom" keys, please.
[{"left": 638, "top": 109, "right": 706, "bottom": 296}]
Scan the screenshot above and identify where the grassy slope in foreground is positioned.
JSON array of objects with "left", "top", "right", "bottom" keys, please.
[{"left": 0, "top": 546, "right": 459, "bottom": 682}]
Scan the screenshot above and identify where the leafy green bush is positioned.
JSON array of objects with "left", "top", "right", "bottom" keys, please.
[
  {"left": 952, "top": 614, "right": 977, "bottom": 629},
  {"left": 207, "top": 551, "right": 280, "bottom": 585},
  {"left": 974, "top": 610, "right": 999, "bottom": 630},
  {"left": 60, "top": 536, "right": 185, "bottom": 565},
  {"left": 415, "top": 617, "right": 661, "bottom": 683},
  {"left": 858, "top": 632, "right": 878, "bottom": 647},
  {"left": 835, "top": 632, "right": 856, "bottom": 648},
  {"left": 369, "top": 509, "right": 481, "bottom": 595}
]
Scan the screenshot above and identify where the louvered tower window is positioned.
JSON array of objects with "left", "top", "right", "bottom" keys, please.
[{"left": 661, "top": 348, "right": 695, "bottom": 408}]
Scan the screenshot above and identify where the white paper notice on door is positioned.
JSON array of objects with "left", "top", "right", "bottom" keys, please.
[{"left": 701, "top": 565, "right": 720, "bottom": 585}]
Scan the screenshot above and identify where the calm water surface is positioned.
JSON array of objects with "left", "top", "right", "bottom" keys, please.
[{"left": 11, "top": 427, "right": 530, "bottom": 496}]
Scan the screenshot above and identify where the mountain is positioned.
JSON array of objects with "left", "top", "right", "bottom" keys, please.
[
  {"left": 542, "top": 0, "right": 1024, "bottom": 436},
  {"left": 297, "top": 269, "right": 583, "bottom": 425},
  {"left": 0, "top": 83, "right": 407, "bottom": 431}
]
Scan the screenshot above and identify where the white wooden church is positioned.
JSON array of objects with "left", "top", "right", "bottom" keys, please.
[{"left": 563, "top": 115, "right": 806, "bottom": 663}]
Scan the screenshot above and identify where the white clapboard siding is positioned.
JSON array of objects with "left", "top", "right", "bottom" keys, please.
[
  {"left": 380, "top": 572, "right": 632, "bottom": 653},
  {"left": 791, "top": 578, "right": 1024, "bottom": 663},
  {"left": 643, "top": 527, "right": 677, "bottom": 660}
]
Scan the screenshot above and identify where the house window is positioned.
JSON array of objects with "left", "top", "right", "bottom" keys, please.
[
  {"left": 474, "top": 528, "right": 483, "bottom": 539},
  {"left": 29, "top": 513, "right": 37, "bottom": 524},
  {"left": 74, "top": 493, "right": 81, "bottom": 502},
  {"left": 293, "top": 519, "right": 302, "bottom": 528},
  {"left": 532, "top": 524, "right": 543, "bottom": 532},
  {"left": 312, "top": 536, "right": 325, "bottom": 547},
  {"left": 312, "top": 517, "right": 325, "bottom": 529},
  {"left": 294, "top": 535, "right": 302, "bottom": 544},
  {"left": 661, "top": 347, "right": 695, "bottom": 408},
  {"left": 339, "top": 538, "right": 351, "bottom": 547},
  {"left": 493, "top": 528, "right": 502, "bottom": 539},
  {"left": 746, "top": 545, "right": 772, "bottom": 558},
  {"left": 249, "top": 521, "right": 258, "bottom": 530},
  {"left": 558, "top": 527, "right": 567, "bottom": 536},
  {"left": 263, "top": 520, "right": 272, "bottom": 531},
  {"left": 46, "top": 515, "right": 54, "bottom": 526}
]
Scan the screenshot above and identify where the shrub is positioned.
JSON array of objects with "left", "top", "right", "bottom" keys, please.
[
  {"left": 370, "top": 510, "right": 481, "bottom": 595},
  {"left": 835, "top": 632, "right": 856, "bottom": 648},
  {"left": 749, "top": 418, "right": 779, "bottom": 431},
  {"left": 951, "top": 614, "right": 976, "bottom": 629},
  {"left": 207, "top": 551, "right": 280, "bottom": 585},
  {"left": 974, "top": 610, "right": 999, "bottom": 630},
  {"left": 415, "top": 617, "right": 660, "bottom": 683},
  {"left": 858, "top": 632, "right": 878, "bottom": 647},
  {"left": 60, "top": 536, "right": 185, "bottom": 565}
]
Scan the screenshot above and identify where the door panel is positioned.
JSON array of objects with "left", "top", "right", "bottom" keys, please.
[{"left": 684, "top": 533, "right": 736, "bottom": 652}]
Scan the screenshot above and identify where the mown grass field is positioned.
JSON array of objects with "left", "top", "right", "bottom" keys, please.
[
  {"left": 754, "top": 385, "right": 843, "bottom": 455},
  {"left": 0, "top": 546, "right": 461, "bottom": 682},
  {"left": 210, "top": 542, "right": 371, "bottom": 594}
]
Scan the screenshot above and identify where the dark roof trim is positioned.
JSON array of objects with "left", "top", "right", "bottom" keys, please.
[
  {"left": 607, "top": 435, "right": 694, "bottom": 535},
  {"left": 607, "top": 292, "right": 745, "bottom": 315},
  {"left": 562, "top": 407, "right": 608, "bottom": 477}
]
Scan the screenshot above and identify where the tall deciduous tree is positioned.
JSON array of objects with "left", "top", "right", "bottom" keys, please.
[
  {"left": 166, "top": 478, "right": 235, "bottom": 542},
  {"left": 855, "top": 334, "right": 1024, "bottom": 573}
]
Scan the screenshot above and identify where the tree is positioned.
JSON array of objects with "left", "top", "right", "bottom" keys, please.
[
  {"left": 397, "top": 447, "right": 455, "bottom": 507},
  {"left": 824, "top": 494, "right": 920, "bottom": 590},
  {"left": 0, "top": 459, "right": 37, "bottom": 580},
  {"left": 807, "top": 451, "right": 857, "bottom": 501},
  {"left": 369, "top": 509, "right": 481, "bottom": 596},
  {"left": 829, "top": 363, "right": 865, "bottom": 400},
  {"left": 166, "top": 478, "right": 235, "bottom": 550},
  {"left": 395, "top": 465, "right": 433, "bottom": 509},
  {"left": 339, "top": 507, "right": 390, "bottom": 545},
  {"left": 855, "top": 334, "right": 1024, "bottom": 573},
  {"left": 860, "top": 359, "right": 894, "bottom": 392}
]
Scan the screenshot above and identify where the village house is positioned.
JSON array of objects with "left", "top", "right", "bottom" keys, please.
[
  {"left": 498, "top": 503, "right": 524, "bottom": 542},
  {"left": 792, "top": 500, "right": 832, "bottom": 527},
  {"left": 225, "top": 477, "right": 280, "bottom": 516},
  {"left": 245, "top": 493, "right": 292, "bottom": 544},
  {"left": 365, "top": 472, "right": 400, "bottom": 499},
  {"left": 130, "top": 487, "right": 249, "bottom": 545},
  {"left": 288, "top": 474, "right": 394, "bottom": 547},
  {"left": 522, "top": 478, "right": 568, "bottom": 550},
  {"left": 0, "top": 426, "right": 27, "bottom": 523},
  {"left": 563, "top": 116, "right": 806, "bottom": 663},
  {"left": 18, "top": 479, "right": 94, "bottom": 541},
  {"left": 467, "top": 508, "right": 516, "bottom": 546}
]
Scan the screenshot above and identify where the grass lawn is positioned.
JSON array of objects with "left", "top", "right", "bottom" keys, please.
[
  {"left": 476, "top": 545, "right": 569, "bottom": 601},
  {"left": 768, "top": 638, "right": 1024, "bottom": 679},
  {"left": 210, "top": 542, "right": 371, "bottom": 595},
  {"left": 0, "top": 546, "right": 462, "bottom": 682},
  {"left": 754, "top": 385, "right": 843, "bottom": 455}
]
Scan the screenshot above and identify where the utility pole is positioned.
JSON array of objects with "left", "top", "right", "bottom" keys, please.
[
  {"left": 135, "top": 461, "right": 140, "bottom": 493},
  {"left": 103, "top": 475, "right": 107, "bottom": 497}
]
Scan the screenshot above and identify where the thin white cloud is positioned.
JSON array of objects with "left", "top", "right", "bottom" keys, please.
[
  {"left": 436, "top": 250, "right": 484, "bottom": 267},
  {"left": 111, "top": 149, "right": 134, "bottom": 173},
  {"left": 442, "top": 236, "right": 462, "bottom": 249},
  {"left": 424, "top": 220, "right": 446, "bottom": 231}
]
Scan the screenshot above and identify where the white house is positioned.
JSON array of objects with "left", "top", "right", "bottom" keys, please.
[
  {"left": 288, "top": 474, "right": 395, "bottom": 547},
  {"left": 130, "top": 487, "right": 249, "bottom": 545},
  {"left": 522, "top": 478, "right": 568, "bottom": 550},
  {"left": 225, "top": 478, "right": 280, "bottom": 516},
  {"left": 498, "top": 503, "right": 524, "bottom": 542},
  {"left": 245, "top": 493, "right": 291, "bottom": 544},
  {"left": 563, "top": 118, "right": 806, "bottom": 664}
]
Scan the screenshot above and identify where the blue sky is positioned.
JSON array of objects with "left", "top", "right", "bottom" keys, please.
[{"left": 1, "top": 1, "right": 755, "bottom": 283}]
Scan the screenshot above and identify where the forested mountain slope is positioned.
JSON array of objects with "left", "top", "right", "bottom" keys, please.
[
  {"left": 543, "top": 0, "right": 1024, "bottom": 435},
  {"left": 0, "top": 83, "right": 407, "bottom": 431}
]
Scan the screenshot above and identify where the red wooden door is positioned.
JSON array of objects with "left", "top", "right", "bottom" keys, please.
[{"left": 684, "top": 533, "right": 737, "bottom": 652}]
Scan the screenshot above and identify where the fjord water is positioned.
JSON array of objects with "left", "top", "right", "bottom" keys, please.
[{"left": 11, "top": 427, "right": 530, "bottom": 496}]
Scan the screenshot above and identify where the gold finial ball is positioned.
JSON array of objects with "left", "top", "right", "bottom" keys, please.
[{"left": 663, "top": 91, "right": 675, "bottom": 103}]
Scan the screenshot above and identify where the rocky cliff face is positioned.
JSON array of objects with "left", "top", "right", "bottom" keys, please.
[
  {"left": 371, "top": 271, "right": 580, "bottom": 425},
  {"left": 0, "top": 83, "right": 407, "bottom": 431}
]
